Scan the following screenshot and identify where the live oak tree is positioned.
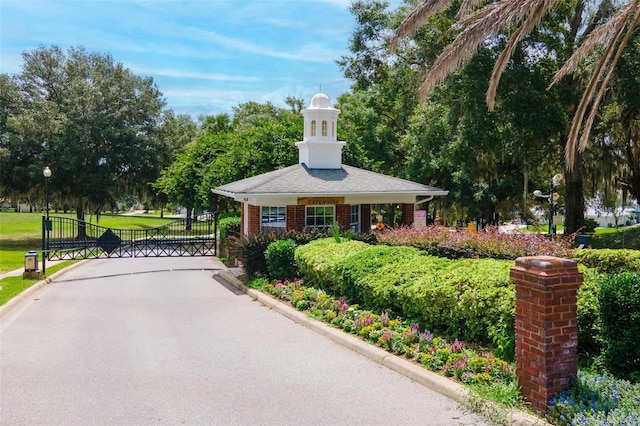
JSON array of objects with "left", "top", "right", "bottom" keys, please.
[
  {"left": 1, "top": 45, "right": 166, "bottom": 228},
  {"left": 338, "top": 1, "right": 568, "bottom": 225},
  {"left": 392, "top": 0, "right": 640, "bottom": 233}
]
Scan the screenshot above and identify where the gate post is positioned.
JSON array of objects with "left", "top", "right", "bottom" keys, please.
[{"left": 510, "top": 256, "right": 582, "bottom": 414}]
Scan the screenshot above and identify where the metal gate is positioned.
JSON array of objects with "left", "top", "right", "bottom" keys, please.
[{"left": 43, "top": 213, "right": 217, "bottom": 260}]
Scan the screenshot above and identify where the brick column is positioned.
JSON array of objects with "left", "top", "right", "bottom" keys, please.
[
  {"left": 336, "top": 204, "right": 350, "bottom": 230},
  {"left": 401, "top": 203, "right": 414, "bottom": 227},
  {"left": 247, "top": 204, "right": 260, "bottom": 235},
  {"left": 360, "top": 204, "right": 371, "bottom": 234},
  {"left": 510, "top": 256, "right": 582, "bottom": 414},
  {"left": 287, "top": 205, "right": 305, "bottom": 232}
]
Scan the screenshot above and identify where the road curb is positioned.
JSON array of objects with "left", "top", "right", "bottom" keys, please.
[{"left": 214, "top": 269, "right": 550, "bottom": 426}]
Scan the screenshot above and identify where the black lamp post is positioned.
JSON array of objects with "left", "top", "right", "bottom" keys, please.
[
  {"left": 534, "top": 173, "right": 563, "bottom": 239},
  {"left": 42, "top": 166, "right": 51, "bottom": 274}
]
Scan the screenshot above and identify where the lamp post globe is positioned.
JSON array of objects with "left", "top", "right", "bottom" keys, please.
[{"left": 43, "top": 166, "right": 51, "bottom": 217}]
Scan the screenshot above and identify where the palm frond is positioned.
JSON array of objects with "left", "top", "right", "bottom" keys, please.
[
  {"left": 552, "top": 1, "right": 638, "bottom": 86},
  {"left": 457, "top": 0, "right": 490, "bottom": 20},
  {"left": 391, "top": 0, "right": 455, "bottom": 50},
  {"left": 566, "top": 1, "right": 640, "bottom": 169},
  {"left": 419, "top": 0, "right": 551, "bottom": 101},
  {"left": 487, "top": 0, "right": 559, "bottom": 110}
]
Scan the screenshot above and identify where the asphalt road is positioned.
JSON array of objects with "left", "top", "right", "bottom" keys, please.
[{"left": 1, "top": 256, "right": 486, "bottom": 425}]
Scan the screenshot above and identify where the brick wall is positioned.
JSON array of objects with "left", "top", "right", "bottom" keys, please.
[
  {"left": 287, "top": 205, "right": 305, "bottom": 231},
  {"left": 336, "top": 204, "right": 350, "bottom": 230},
  {"left": 510, "top": 256, "right": 582, "bottom": 414},
  {"left": 361, "top": 204, "right": 371, "bottom": 233}
]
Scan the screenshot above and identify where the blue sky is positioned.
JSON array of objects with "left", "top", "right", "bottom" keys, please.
[{"left": 1, "top": 0, "right": 402, "bottom": 119}]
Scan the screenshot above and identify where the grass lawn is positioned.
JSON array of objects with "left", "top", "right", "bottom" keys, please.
[
  {"left": 0, "top": 261, "right": 74, "bottom": 306},
  {"left": 0, "top": 211, "right": 174, "bottom": 272},
  {"left": 591, "top": 224, "right": 640, "bottom": 249}
]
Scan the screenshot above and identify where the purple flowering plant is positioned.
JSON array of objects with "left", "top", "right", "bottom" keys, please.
[{"left": 264, "top": 277, "right": 515, "bottom": 387}]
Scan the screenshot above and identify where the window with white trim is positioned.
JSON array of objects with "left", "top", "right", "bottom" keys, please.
[
  {"left": 311, "top": 120, "right": 317, "bottom": 136},
  {"left": 321, "top": 120, "right": 328, "bottom": 136},
  {"left": 350, "top": 205, "right": 360, "bottom": 232},
  {"left": 305, "top": 205, "right": 334, "bottom": 231},
  {"left": 261, "top": 206, "right": 286, "bottom": 233}
]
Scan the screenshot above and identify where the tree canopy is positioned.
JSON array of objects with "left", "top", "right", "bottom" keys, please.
[{"left": 0, "top": 45, "right": 182, "bottom": 220}]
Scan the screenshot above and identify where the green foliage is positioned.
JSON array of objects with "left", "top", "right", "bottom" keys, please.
[
  {"left": 339, "top": 245, "right": 429, "bottom": 313},
  {"left": 590, "top": 226, "right": 640, "bottom": 250},
  {"left": 584, "top": 218, "right": 599, "bottom": 234},
  {"left": 246, "top": 277, "right": 268, "bottom": 291},
  {"left": 572, "top": 249, "right": 640, "bottom": 273},
  {"left": 299, "top": 241, "right": 516, "bottom": 359},
  {"left": 294, "top": 238, "right": 370, "bottom": 294},
  {"left": 577, "top": 268, "right": 604, "bottom": 360},
  {"left": 548, "top": 372, "right": 640, "bottom": 425},
  {"left": 218, "top": 216, "right": 241, "bottom": 242},
  {"left": 230, "top": 229, "right": 332, "bottom": 278},
  {"left": 598, "top": 271, "right": 640, "bottom": 380},
  {"left": 265, "top": 239, "right": 297, "bottom": 281},
  {"left": 3, "top": 46, "right": 167, "bottom": 218}
]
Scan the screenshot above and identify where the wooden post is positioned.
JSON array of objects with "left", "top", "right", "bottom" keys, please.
[{"left": 510, "top": 256, "right": 583, "bottom": 414}]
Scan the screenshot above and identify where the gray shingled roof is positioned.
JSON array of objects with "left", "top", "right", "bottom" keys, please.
[{"left": 213, "top": 164, "right": 447, "bottom": 197}]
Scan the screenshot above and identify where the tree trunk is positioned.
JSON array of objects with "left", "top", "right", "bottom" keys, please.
[
  {"left": 186, "top": 207, "right": 193, "bottom": 231},
  {"left": 76, "top": 203, "right": 87, "bottom": 240},
  {"left": 564, "top": 149, "right": 585, "bottom": 235}
]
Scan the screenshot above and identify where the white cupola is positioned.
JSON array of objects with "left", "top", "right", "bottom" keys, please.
[{"left": 295, "top": 93, "right": 346, "bottom": 169}]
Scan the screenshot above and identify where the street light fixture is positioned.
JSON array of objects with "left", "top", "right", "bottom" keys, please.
[
  {"left": 533, "top": 173, "right": 563, "bottom": 239},
  {"left": 42, "top": 166, "right": 52, "bottom": 274}
]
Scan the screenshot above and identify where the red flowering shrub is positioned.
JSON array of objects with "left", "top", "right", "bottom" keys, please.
[{"left": 376, "top": 226, "right": 576, "bottom": 260}]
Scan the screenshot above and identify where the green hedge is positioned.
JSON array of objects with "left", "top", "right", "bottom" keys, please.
[
  {"left": 598, "top": 271, "right": 640, "bottom": 381},
  {"left": 296, "top": 240, "right": 516, "bottom": 360},
  {"left": 291, "top": 240, "right": 640, "bottom": 368},
  {"left": 294, "top": 238, "right": 370, "bottom": 294},
  {"left": 265, "top": 239, "right": 297, "bottom": 281},
  {"left": 572, "top": 249, "right": 640, "bottom": 273}
]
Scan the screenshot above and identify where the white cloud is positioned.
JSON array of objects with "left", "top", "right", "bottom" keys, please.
[{"left": 129, "top": 65, "right": 260, "bottom": 82}]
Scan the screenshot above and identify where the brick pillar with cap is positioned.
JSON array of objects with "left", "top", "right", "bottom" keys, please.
[{"left": 510, "top": 256, "right": 583, "bottom": 414}]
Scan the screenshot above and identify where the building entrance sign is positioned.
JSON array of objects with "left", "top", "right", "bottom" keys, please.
[{"left": 297, "top": 197, "right": 345, "bottom": 206}]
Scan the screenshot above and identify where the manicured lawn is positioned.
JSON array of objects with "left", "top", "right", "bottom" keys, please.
[
  {"left": 0, "top": 261, "right": 73, "bottom": 306},
  {"left": 591, "top": 224, "right": 640, "bottom": 249},
  {"left": 0, "top": 212, "right": 175, "bottom": 272}
]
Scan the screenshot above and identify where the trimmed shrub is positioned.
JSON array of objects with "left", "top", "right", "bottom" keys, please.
[
  {"left": 218, "top": 216, "right": 241, "bottom": 242},
  {"left": 294, "top": 238, "right": 370, "bottom": 294},
  {"left": 598, "top": 271, "right": 640, "bottom": 381},
  {"left": 577, "top": 268, "right": 604, "bottom": 360},
  {"left": 376, "top": 225, "right": 576, "bottom": 260},
  {"left": 265, "top": 239, "right": 297, "bottom": 281},
  {"left": 339, "top": 245, "right": 434, "bottom": 313},
  {"left": 573, "top": 248, "right": 640, "bottom": 273},
  {"left": 230, "top": 229, "right": 375, "bottom": 278},
  {"left": 339, "top": 244, "right": 516, "bottom": 360}
]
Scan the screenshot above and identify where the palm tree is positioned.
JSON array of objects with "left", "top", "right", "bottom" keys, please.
[{"left": 391, "top": 0, "right": 640, "bottom": 170}]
